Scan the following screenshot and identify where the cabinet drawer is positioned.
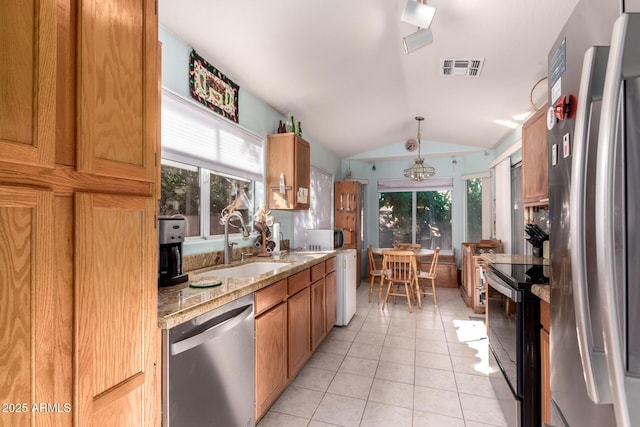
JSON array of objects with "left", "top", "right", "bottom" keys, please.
[
  {"left": 540, "top": 300, "right": 550, "bottom": 332},
  {"left": 255, "top": 279, "right": 287, "bottom": 316},
  {"left": 311, "top": 262, "right": 325, "bottom": 283},
  {"left": 325, "top": 257, "right": 337, "bottom": 273},
  {"left": 288, "top": 269, "right": 310, "bottom": 296}
]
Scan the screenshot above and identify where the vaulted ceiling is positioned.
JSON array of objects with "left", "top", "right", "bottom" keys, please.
[{"left": 159, "top": 0, "right": 578, "bottom": 159}]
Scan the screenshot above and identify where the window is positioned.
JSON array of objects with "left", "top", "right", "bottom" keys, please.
[
  {"left": 160, "top": 160, "right": 254, "bottom": 238},
  {"left": 378, "top": 189, "right": 453, "bottom": 250},
  {"left": 466, "top": 178, "right": 483, "bottom": 242},
  {"left": 160, "top": 88, "right": 263, "bottom": 239},
  {"left": 462, "top": 172, "right": 492, "bottom": 242}
]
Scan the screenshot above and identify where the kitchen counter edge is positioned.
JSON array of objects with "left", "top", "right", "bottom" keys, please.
[{"left": 158, "top": 251, "right": 337, "bottom": 329}]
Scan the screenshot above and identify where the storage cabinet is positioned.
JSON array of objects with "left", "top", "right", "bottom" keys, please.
[
  {"left": 0, "top": 0, "right": 160, "bottom": 425},
  {"left": 540, "top": 299, "right": 551, "bottom": 425},
  {"left": 288, "top": 271, "right": 311, "bottom": 378},
  {"left": 522, "top": 104, "right": 549, "bottom": 205},
  {"left": 334, "top": 181, "right": 362, "bottom": 280},
  {"left": 461, "top": 241, "right": 502, "bottom": 311},
  {"left": 255, "top": 257, "right": 335, "bottom": 421},
  {"left": 266, "top": 133, "right": 310, "bottom": 210},
  {"left": 255, "top": 298, "right": 287, "bottom": 420},
  {"left": 325, "top": 270, "right": 337, "bottom": 333}
]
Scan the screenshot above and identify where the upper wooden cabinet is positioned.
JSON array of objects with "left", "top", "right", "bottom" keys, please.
[
  {"left": 0, "top": 1, "right": 57, "bottom": 169},
  {"left": 266, "top": 133, "right": 310, "bottom": 210},
  {"left": 78, "top": 0, "right": 158, "bottom": 182},
  {"left": 522, "top": 105, "right": 549, "bottom": 205}
]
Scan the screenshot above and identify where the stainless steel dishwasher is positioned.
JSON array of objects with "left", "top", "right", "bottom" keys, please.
[{"left": 162, "top": 293, "right": 255, "bottom": 427}]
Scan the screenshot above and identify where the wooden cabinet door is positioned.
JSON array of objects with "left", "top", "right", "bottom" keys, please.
[
  {"left": 310, "top": 278, "right": 325, "bottom": 350},
  {"left": 325, "top": 271, "right": 337, "bottom": 332},
  {"left": 288, "top": 288, "right": 310, "bottom": 378},
  {"left": 0, "top": 186, "right": 65, "bottom": 425},
  {"left": 266, "top": 133, "right": 310, "bottom": 210},
  {"left": 78, "top": 0, "right": 158, "bottom": 182},
  {"left": 0, "top": 1, "right": 56, "bottom": 168},
  {"left": 541, "top": 328, "right": 551, "bottom": 425},
  {"left": 75, "top": 193, "right": 158, "bottom": 426},
  {"left": 255, "top": 302, "right": 287, "bottom": 420},
  {"left": 522, "top": 105, "right": 549, "bottom": 204}
]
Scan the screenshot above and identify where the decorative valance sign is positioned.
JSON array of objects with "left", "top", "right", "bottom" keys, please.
[{"left": 189, "top": 50, "right": 239, "bottom": 123}]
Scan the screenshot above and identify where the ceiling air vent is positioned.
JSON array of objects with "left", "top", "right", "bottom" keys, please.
[{"left": 440, "top": 58, "right": 484, "bottom": 77}]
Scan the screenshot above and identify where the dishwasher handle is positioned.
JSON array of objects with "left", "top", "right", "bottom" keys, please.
[{"left": 171, "top": 304, "right": 253, "bottom": 355}]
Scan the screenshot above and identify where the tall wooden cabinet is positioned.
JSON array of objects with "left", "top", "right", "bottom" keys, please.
[
  {"left": 522, "top": 104, "right": 549, "bottom": 205},
  {"left": 335, "top": 181, "right": 362, "bottom": 281},
  {"left": 0, "top": 1, "right": 160, "bottom": 425},
  {"left": 265, "top": 133, "right": 310, "bottom": 210}
]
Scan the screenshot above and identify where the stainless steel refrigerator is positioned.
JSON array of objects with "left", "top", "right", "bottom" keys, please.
[{"left": 548, "top": 0, "right": 640, "bottom": 426}]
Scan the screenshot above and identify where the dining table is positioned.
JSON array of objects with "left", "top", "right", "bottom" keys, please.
[{"left": 372, "top": 247, "right": 434, "bottom": 257}]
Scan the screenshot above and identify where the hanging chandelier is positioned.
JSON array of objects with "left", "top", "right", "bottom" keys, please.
[{"left": 403, "top": 116, "right": 435, "bottom": 181}]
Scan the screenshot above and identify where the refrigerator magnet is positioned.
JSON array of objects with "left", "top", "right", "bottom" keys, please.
[
  {"left": 552, "top": 144, "right": 558, "bottom": 165},
  {"left": 563, "top": 133, "right": 571, "bottom": 158}
]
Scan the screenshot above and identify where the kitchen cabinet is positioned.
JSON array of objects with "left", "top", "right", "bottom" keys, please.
[
  {"left": 254, "top": 258, "right": 336, "bottom": 420},
  {"left": 78, "top": 0, "right": 158, "bottom": 183},
  {"left": 325, "top": 270, "right": 337, "bottom": 333},
  {"left": 288, "top": 271, "right": 311, "bottom": 378},
  {"left": 522, "top": 104, "right": 549, "bottom": 205},
  {"left": 0, "top": 0, "right": 160, "bottom": 425},
  {"left": 0, "top": 1, "right": 56, "bottom": 169},
  {"left": 461, "top": 240, "right": 502, "bottom": 311},
  {"left": 255, "top": 279, "right": 288, "bottom": 421},
  {"left": 335, "top": 181, "right": 362, "bottom": 280},
  {"left": 266, "top": 133, "right": 310, "bottom": 210},
  {"left": 540, "top": 299, "right": 551, "bottom": 425}
]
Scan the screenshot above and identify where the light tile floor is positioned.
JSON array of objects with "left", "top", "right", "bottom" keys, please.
[{"left": 258, "top": 283, "right": 507, "bottom": 427}]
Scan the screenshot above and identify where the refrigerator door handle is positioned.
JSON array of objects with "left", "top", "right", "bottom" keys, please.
[
  {"left": 569, "top": 46, "right": 612, "bottom": 405},
  {"left": 596, "top": 13, "right": 640, "bottom": 427}
]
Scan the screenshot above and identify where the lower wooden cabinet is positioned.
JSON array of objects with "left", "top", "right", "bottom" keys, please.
[
  {"left": 255, "top": 301, "right": 287, "bottom": 420},
  {"left": 288, "top": 288, "right": 310, "bottom": 377},
  {"left": 311, "top": 278, "right": 325, "bottom": 351},
  {"left": 325, "top": 270, "right": 337, "bottom": 332}
]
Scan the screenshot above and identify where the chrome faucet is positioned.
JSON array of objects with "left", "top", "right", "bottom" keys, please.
[{"left": 221, "top": 211, "right": 250, "bottom": 264}]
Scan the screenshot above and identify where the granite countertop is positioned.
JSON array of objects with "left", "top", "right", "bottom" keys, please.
[
  {"left": 531, "top": 284, "right": 550, "bottom": 303},
  {"left": 479, "top": 253, "right": 550, "bottom": 266},
  {"left": 158, "top": 251, "right": 336, "bottom": 329}
]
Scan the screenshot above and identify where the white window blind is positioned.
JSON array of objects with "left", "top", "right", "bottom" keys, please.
[
  {"left": 377, "top": 177, "right": 453, "bottom": 192},
  {"left": 161, "top": 89, "right": 264, "bottom": 181}
]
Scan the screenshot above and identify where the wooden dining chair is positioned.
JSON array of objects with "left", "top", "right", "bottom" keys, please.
[
  {"left": 367, "top": 245, "right": 385, "bottom": 303},
  {"left": 416, "top": 247, "right": 440, "bottom": 306},
  {"left": 381, "top": 250, "right": 421, "bottom": 313}
]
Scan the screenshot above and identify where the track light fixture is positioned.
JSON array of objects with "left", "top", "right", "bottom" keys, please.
[{"left": 401, "top": 0, "right": 436, "bottom": 54}]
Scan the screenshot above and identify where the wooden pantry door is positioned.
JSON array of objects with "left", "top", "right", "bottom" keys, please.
[{"left": 75, "top": 193, "right": 158, "bottom": 426}]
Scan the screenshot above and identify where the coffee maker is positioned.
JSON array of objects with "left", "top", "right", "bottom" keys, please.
[{"left": 158, "top": 217, "right": 188, "bottom": 286}]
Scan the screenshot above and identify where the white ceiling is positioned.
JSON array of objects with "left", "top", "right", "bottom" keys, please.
[{"left": 159, "top": 0, "right": 578, "bottom": 160}]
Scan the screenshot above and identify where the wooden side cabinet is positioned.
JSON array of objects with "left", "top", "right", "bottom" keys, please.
[
  {"left": 255, "top": 280, "right": 288, "bottom": 420},
  {"left": 540, "top": 299, "right": 551, "bottom": 425},
  {"left": 335, "top": 181, "right": 362, "bottom": 280},
  {"left": 266, "top": 133, "right": 310, "bottom": 210},
  {"left": 522, "top": 104, "right": 549, "bottom": 205}
]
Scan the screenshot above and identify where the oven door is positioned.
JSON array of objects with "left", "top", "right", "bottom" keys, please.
[{"left": 486, "top": 268, "right": 523, "bottom": 427}]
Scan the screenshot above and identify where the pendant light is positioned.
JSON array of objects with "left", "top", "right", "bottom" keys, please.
[{"left": 403, "top": 116, "right": 435, "bottom": 181}]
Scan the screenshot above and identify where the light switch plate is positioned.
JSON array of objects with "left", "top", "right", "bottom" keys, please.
[{"left": 563, "top": 133, "right": 571, "bottom": 158}]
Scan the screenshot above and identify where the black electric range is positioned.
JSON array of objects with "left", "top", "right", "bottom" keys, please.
[
  {"left": 489, "top": 262, "right": 549, "bottom": 288},
  {"left": 485, "top": 262, "right": 547, "bottom": 427}
]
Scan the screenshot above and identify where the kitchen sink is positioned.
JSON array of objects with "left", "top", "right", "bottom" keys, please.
[{"left": 199, "top": 262, "right": 290, "bottom": 279}]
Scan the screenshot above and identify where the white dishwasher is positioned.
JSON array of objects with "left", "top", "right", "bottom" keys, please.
[
  {"left": 335, "top": 249, "right": 357, "bottom": 326},
  {"left": 162, "top": 293, "right": 255, "bottom": 427}
]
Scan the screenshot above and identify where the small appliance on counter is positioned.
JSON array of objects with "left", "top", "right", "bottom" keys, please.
[
  {"left": 158, "top": 217, "right": 188, "bottom": 286},
  {"left": 305, "top": 228, "right": 344, "bottom": 251}
]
